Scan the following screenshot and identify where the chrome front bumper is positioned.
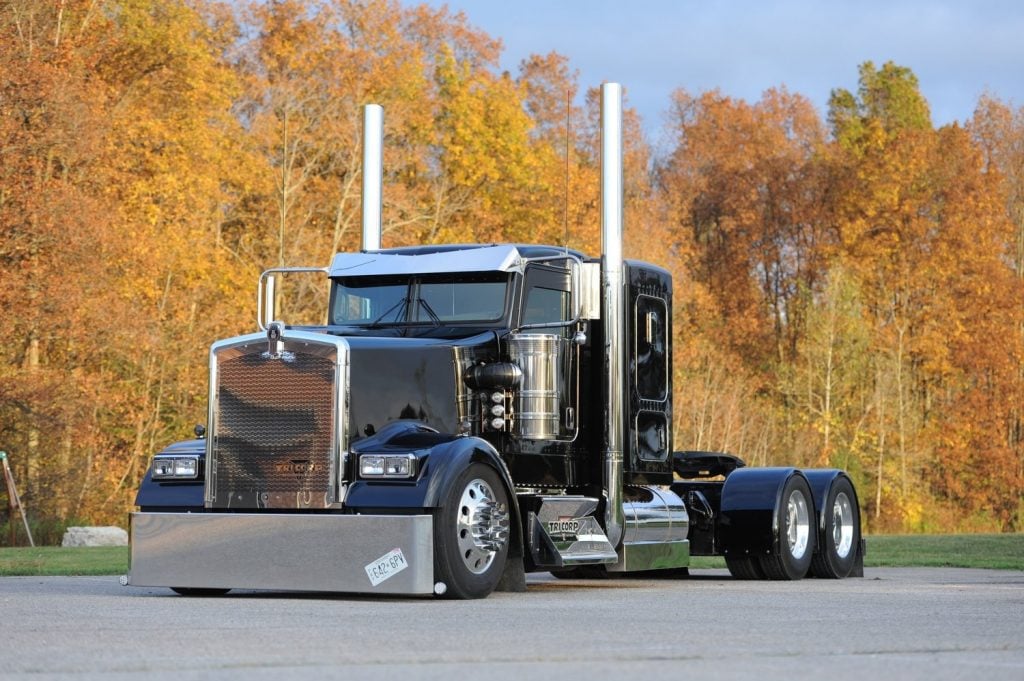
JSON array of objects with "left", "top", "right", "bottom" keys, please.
[{"left": 127, "top": 512, "right": 434, "bottom": 595}]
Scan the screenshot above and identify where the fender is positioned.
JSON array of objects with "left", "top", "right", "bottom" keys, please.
[
  {"left": 134, "top": 439, "right": 206, "bottom": 510},
  {"left": 718, "top": 467, "right": 808, "bottom": 557},
  {"left": 345, "top": 431, "right": 523, "bottom": 565},
  {"left": 346, "top": 427, "right": 519, "bottom": 516}
]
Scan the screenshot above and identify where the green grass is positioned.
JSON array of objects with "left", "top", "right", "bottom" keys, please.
[
  {"left": 688, "top": 533, "right": 1024, "bottom": 571},
  {"left": 0, "top": 546, "right": 128, "bottom": 576},
  {"left": 0, "top": 534, "right": 1021, "bottom": 576},
  {"left": 861, "top": 533, "right": 1024, "bottom": 570}
]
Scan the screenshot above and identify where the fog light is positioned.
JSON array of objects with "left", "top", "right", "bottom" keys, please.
[
  {"left": 491, "top": 391, "right": 505, "bottom": 404},
  {"left": 491, "top": 417, "right": 506, "bottom": 430},
  {"left": 490, "top": 404, "right": 505, "bottom": 417},
  {"left": 360, "top": 455, "right": 385, "bottom": 477}
]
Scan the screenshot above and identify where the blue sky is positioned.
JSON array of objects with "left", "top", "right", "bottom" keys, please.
[{"left": 422, "top": 0, "right": 1024, "bottom": 142}]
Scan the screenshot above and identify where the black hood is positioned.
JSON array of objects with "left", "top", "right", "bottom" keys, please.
[{"left": 345, "top": 332, "right": 498, "bottom": 443}]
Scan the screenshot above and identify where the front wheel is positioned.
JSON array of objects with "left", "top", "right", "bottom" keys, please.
[
  {"left": 433, "top": 463, "right": 511, "bottom": 599},
  {"left": 810, "top": 476, "right": 861, "bottom": 578},
  {"left": 758, "top": 474, "right": 815, "bottom": 580}
]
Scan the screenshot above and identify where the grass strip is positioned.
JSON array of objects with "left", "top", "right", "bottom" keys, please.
[
  {"left": 0, "top": 546, "right": 128, "bottom": 576},
  {"left": 689, "top": 533, "right": 1024, "bottom": 571}
]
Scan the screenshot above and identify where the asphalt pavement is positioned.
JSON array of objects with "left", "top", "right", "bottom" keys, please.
[{"left": 1, "top": 567, "right": 1022, "bottom": 680}]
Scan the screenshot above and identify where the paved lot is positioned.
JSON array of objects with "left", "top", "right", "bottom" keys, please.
[{"left": 1, "top": 568, "right": 1022, "bottom": 680}]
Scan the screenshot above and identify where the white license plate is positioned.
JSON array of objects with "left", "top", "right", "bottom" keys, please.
[{"left": 364, "top": 547, "right": 409, "bottom": 586}]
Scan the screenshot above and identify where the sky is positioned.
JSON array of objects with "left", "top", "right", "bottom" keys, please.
[{"left": 422, "top": 0, "right": 1024, "bottom": 144}]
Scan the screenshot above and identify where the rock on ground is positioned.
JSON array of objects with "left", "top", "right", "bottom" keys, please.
[{"left": 61, "top": 526, "right": 128, "bottom": 547}]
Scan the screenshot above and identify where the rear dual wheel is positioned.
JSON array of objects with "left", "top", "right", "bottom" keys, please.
[
  {"left": 810, "top": 476, "right": 861, "bottom": 578},
  {"left": 758, "top": 475, "right": 815, "bottom": 580},
  {"left": 725, "top": 556, "right": 763, "bottom": 580}
]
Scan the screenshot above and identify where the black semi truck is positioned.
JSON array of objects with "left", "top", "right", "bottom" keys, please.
[{"left": 126, "top": 83, "right": 863, "bottom": 599}]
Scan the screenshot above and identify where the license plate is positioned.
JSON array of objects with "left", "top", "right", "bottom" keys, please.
[{"left": 364, "top": 547, "right": 409, "bottom": 586}]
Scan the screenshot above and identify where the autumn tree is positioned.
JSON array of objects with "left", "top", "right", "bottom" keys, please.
[
  {"left": 659, "top": 87, "right": 829, "bottom": 366},
  {"left": 0, "top": 0, "right": 115, "bottom": 521},
  {"left": 970, "top": 95, "right": 1024, "bottom": 527},
  {"left": 828, "top": 62, "right": 1022, "bottom": 529},
  {"left": 1, "top": 0, "right": 255, "bottom": 524}
]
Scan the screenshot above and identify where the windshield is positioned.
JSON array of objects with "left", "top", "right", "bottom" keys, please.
[{"left": 329, "top": 274, "right": 509, "bottom": 326}]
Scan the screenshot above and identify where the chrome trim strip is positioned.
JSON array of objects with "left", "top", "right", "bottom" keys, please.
[
  {"left": 128, "top": 512, "right": 434, "bottom": 594},
  {"left": 607, "top": 539, "right": 690, "bottom": 572},
  {"left": 361, "top": 104, "right": 384, "bottom": 251},
  {"left": 601, "top": 82, "right": 625, "bottom": 549}
]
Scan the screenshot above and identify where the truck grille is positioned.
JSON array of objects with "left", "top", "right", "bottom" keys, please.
[{"left": 208, "top": 342, "right": 338, "bottom": 509}]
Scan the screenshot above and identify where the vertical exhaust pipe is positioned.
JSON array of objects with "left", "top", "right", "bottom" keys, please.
[
  {"left": 601, "top": 83, "right": 625, "bottom": 549},
  {"left": 361, "top": 104, "right": 383, "bottom": 251}
]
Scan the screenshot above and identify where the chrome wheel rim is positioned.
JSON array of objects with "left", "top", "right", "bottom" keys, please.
[
  {"left": 786, "top": 489, "right": 810, "bottom": 560},
  {"left": 455, "top": 478, "right": 509, "bottom": 575},
  {"left": 832, "top": 492, "right": 855, "bottom": 558}
]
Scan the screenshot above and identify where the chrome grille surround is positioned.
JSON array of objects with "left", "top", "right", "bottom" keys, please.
[{"left": 205, "top": 330, "right": 350, "bottom": 509}]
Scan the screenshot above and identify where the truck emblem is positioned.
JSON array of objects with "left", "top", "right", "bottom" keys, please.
[
  {"left": 275, "top": 459, "right": 322, "bottom": 477},
  {"left": 547, "top": 518, "right": 581, "bottom": 539}
]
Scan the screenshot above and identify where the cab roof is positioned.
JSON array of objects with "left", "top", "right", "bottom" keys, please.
[{"left": 328, "top": 244, "right": 588, "bottom": 278}]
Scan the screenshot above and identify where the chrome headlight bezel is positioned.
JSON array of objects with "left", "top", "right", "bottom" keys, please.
[{"left": 359, "top": 453, "right": 418, "bottom": 479}]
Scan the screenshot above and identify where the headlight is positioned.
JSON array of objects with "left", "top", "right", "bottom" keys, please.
[
  {"left": 151, "top": 455, "right": 200, "bottom": 480},
  {"left": 360, "top": 455, "right": 385, "bottom": 476},
  {"left": 360, "top": 454, "right": 417, "bottom": 479}
]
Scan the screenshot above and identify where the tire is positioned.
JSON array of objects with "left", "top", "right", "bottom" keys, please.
[
  {"left": 758, "top": 474, "right": 815, "bottom": 580},
  {"left": 725, "top": 556, "right": 764, "bottom": 580},
  {"left": 170, "top": 587, "right": 230, "bottom": 596},
  {"left": 810, "top": 476, "right": 861, "bottom": 578},
  {"left": 433, "top": 463, "right": 511, "bottom": 599}
]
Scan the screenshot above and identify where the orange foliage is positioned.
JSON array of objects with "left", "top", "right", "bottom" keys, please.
[{"left": 0, "top": 3, "right": 1020, "bottom": 535}]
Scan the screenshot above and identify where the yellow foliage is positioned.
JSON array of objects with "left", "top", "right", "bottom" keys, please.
[{"left": 1, "top": 5, "right": 1020, "bottom": 534}]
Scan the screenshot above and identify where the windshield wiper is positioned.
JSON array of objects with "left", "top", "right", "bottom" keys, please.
[
  {"left": 415, "top": 297, "right": 442, "bottom": 326},
  {"left": 367, "top": 297, "right": 409, "bottom": 327}
]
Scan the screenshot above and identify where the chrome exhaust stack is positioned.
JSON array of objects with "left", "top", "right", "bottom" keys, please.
[
  {"left": 601, "top": 82, "right": 625, "bottom": 549},
  {"left": 361, "top": 104, "right": 383, "bottom": 251}
]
